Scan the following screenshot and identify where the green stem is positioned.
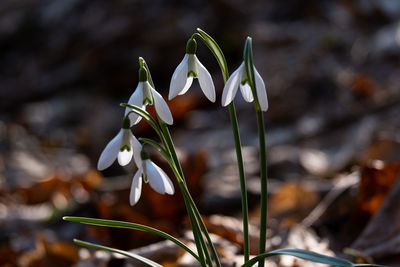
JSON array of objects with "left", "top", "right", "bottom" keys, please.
[
  {"left": 244, "top": 37, "right": 268, "bottom": 267},
  {"left": 181, "top": 184, "right": 220, "bottom": 267},
  {"left": 136, "top": 57, "right": 212, "bottom": 265},
  {"left": 139, "top": 137, "right": 169, "bottom": 159},
  {"left": 195, "top": 28, "right": 250, "bottom": 262},
  {"left": 159, "top": 120, "right": 221, "bottom": 267},
  {"left": 228, "top": 103, "right": 250, "bottom": 261},
  {"left": 184, "top": 193, "right": 208, "bottom": 267},
  {"left": 256, "top": 108, "right": 267, "bottom": 266}
]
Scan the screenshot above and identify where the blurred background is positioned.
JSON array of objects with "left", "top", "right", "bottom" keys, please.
[{"left": 1, "top": 0, "right": 400, "bottom": 266}]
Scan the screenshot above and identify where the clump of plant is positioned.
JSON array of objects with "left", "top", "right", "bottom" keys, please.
[{"left": 64, "top": 29, "right": 384, "bottom": 267}]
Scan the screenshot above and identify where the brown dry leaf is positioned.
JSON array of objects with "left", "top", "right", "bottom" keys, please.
[
  {"left": 268, "top": 182, "right": 319, "bottom": 228},
  {"left": 133, "top": 93, "right": 200, "bottom": 136},
  {"left": 349, "top": 73, "right": 378, "bottom": 98},
  {"left": 80, "top": 170, "right": 103, "bottom": 190},
  {"left": 18, "top": 234, "right": 79, "bottom": 267},
  {"left": 0, "top": 244, "right": 17, "bottom": 266},
  {"left": 353, "top": 161, "right": 400, "bottom": 219},
  {"left": 168, "top": 93, "right": 201, "bottom": 120},
  {"left": 363, "top": 138, "right": 400, "bottom": 163},
  {"left": 141, "top": 148, "right": 206, "bottom": 218},
  {"left": 12, "top": 170, "right": 101, "bottom": 205},
  {"left": 16, "top": 176, "right": 70, "bottom": 205},
  {"left": 351, "top": 172, "right": 400, "bottom": 264},
  {"left": 203, "top": 215, "right": 260, "bottom": 255}
]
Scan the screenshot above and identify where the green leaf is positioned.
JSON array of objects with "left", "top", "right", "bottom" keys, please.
[
  {"left": 352, "top": 264, "right": 387, "bottom": 267},
  {"left": 242, "top": 248, "right": 354, "bottom": 267},
  {"left": 73, "top": 239, "right": 162, "bottom": 267},
  {"left": 63, "top": 216, "right": 198, "bottom": 261},
  {"left": 196, "top": 28, "right": 229, "bottom": 82}
]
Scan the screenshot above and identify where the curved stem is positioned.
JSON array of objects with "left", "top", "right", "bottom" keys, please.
[
  {"left": 228, "top": 103, "right": 250, "bottom": 261},
  {"left": 139, "top": 137, "right": 169, "bottom": 159},
  {"left": 134, "top": 57, "right": 212, "bottom": 266},
  {"left": 244, "top": 37, "right": 268, "bottom": 267},
  {"left": 159, "top": 119, "right": 221, "bottom": 267},
  {"left": 196, "top": 28, "right": 250, "bottom": 262}
]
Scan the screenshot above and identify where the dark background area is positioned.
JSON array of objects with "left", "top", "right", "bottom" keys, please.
[{"left": 1, "top": 0, "right": 400, "bottom": 266}]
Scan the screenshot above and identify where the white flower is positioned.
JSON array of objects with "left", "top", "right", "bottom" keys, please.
[
  {"left": 221, "top": 62, "right": 268, "bottom": 111},
  {"left": 97, "top": 118, "right": 141, "bottom": 171},
  {"left": 129, "top": 148, "right": 175, "bottom": 206},
  {"left": 125, "top": 67, "right": 173, "bottom": 126},
  {"left": 169, "top": 39, "right": 215, "bottom": 102}
]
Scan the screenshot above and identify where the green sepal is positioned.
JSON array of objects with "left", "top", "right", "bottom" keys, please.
[
  {"left": 138, "top": 67, "right": 148, "bottom": 82},
  {"left": 120, "top": 144, "right": 131, "bottom": 152},
  {"left": 139, "top": 57, "right": 155, "bottom": 88},
  {"left": 244, "top": 37, "right": 262, "bottom": 111},
  {"left": 186, "top": 38, "right": 197, "bottom": 54},
  {"left": 121, "top": 116, "right": 131, "bottom": 129},
  {"left": 141, "top": 148, "right": 150, "bottom": 160},
  {"left": 187, "top": 70, "right": 197, "bottom": 78}
]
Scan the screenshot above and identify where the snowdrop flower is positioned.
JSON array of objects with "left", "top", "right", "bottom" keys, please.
[
  {"left": 125, "top": 67, "right": 173, "bottom": 126},
  {"left": 221, "top": 62, "right": 268, "bottom": 111},
  {"left": 169, "top": 38, "right": 216, "bottom": 102},
  {"left": 97, "top": 117, "right": 141, "bottom": 171},
  {"left": 129, "top": 148, "right": 175, "bottom": 206}
]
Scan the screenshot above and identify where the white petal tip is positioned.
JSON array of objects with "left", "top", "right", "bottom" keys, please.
[
  {"left": 221, "top": 100, "right": 230, "bottom": 107},
  {"left": 97, "top": 162, "right": 107, "bottom": 171}
]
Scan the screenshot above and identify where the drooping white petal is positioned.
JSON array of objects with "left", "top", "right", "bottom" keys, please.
[
  {"left": 117, "top": 149, "right": 133, "bottom": 166},
  {"left": 145, "top": 160, "right": 174, "bottom": 195},
  {"left": 221, "top": 63, "right": 243, "bottom": 106},
  {"left": 129, "top": 169, "right": 143, "bottom": 206},
  {"left": 178, "top": 76, "right": 193, "bottom": 95},
  {"left": 254, "top": 66, "right": 268, "bottom": 111},
  {"left": 195, "top": 55, "right": 216, "bottom": 102},
  {"left": 117, "top": 129, "right": 134, "bottom": 166},
  {"left": 97, "top": 129, "right": 123, "bottom": 171},
  {"left": 151, "top": 86, "right": 173, "bottom": 125},
  {"left": 239, "top": 83, "right": 254, "bottom": 102},
  {"left": 169, "top": 54, "right": 189, "bottom": 100},
  {"left": 130, "top": 133, "right": 142, "bottom": 167},
  {"left": 125, "top": 82, "right": 145, "bottom": 125}
]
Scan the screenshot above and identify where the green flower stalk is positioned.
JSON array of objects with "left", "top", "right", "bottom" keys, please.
[{"left": 64, "top": 29, "right": 386, "bottom": 267}]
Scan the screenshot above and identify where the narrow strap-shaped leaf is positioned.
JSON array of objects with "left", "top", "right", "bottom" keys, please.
[
  {"left": 352, "top": 264, "right": 387, "bottom": 267},
  {"left": 74, "top": 239, "right": 162, "bottom": 267},
  {"left": 241, "top": 248, "right": 354, "bottom": 267},
  {"left": 196, "top": 28, "right": 229, "bottom": 82},
  {"left": 63, "top": 217, "right": 198, "bottom": 261}
]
